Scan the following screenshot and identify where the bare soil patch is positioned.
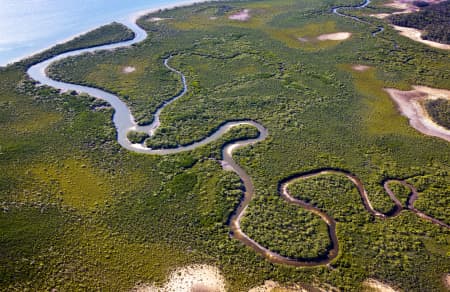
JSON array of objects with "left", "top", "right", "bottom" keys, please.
[
  {"left": 316, "top": 32, "right": 351, "bottom": 41},
  {"left": 352, "top": 65, "right": 371, "bottom": 72},
  {"left": 123, "top": 66, "right": 136, "bottom": 74}
]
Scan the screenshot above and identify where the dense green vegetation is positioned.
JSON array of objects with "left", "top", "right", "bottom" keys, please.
[
  {"left": 390, "top": 1, "right": 450, "bottom": 44},
  {"left": 386, "top": 180, "right": 411, "bottom": 207},
  {"left": 1, "top": 0, "right": 449, "bottom": 291},
  {"left": 241, "top": 195, "right": 331, "bottom": 260},
  {"left": 424, "top": 98, "right": 450, "bottom": 129},
  {"left": 127, "top": 130, "right": 150, "bottom": 144}
]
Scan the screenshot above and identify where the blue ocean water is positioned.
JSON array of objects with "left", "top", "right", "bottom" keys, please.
[{"left": 0, "top": 0, "right": 195, "bottom": 66}]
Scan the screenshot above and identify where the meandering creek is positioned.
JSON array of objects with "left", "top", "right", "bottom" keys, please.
[{"left": 27, "top": 1, "right": 449, "bottom": 267}]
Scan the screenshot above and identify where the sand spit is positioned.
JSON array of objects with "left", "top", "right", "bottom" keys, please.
[
  {"left": 133, "top": 265, "right": 226, "bottom": 292},
  {"left": 229, "top": 9, "right": 251, "bottom": 21},
  {"left": 248, "top": 280, "right": 308, "bottom": 292},
  {"left": 317, "top": 32, "right": 351, "bottom": 41},
  {"left": 363, "top": 279, "right": 399, "bottom": 292},
  {"left": 352, "top": 65, "right": 371, "bottom": 71},
  {"left": 123, "top": 66, "right": 136, "bottom": 74},
  {"left": 385, "top": 85, "right": 450, "bottom": 142},
  {"left": 392, "top": 25, "right": 450, "bottom": 50}
]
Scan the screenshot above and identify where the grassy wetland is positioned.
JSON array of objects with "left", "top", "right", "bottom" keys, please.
[{"left": 1, "top": 0, "right": 450, "bottom": 291}]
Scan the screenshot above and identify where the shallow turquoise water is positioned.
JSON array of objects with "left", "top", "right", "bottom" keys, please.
[{"left": 0, "top": 0, "right": 196, "bottom": 66}]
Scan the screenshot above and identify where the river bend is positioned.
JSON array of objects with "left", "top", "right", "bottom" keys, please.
[{"left": 27, "top": 2, "right": 448, "bottom": 267}]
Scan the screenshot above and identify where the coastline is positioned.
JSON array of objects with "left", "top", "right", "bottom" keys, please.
[
  {"left": 2, "top": 0, "right": 217, "bottom": 68},
  {"left": 2, "top": 3, "right": 446, "bottom": 291}
]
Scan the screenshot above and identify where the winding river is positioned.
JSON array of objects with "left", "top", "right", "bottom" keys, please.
[
  {"left": 332, "top": 0, "right": 384, "bottom": 36},
  {"left": 27, "top": 1, "right": 449, "bottom": 267}
]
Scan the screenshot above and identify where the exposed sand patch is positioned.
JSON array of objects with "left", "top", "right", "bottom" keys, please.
[
  {"left": 297, "top": 37, "right": 309, "bottom": 43},
  {"left": 133, "top": 265, "right": 226, "bottom": 292},
  {"left": 352, "top": 65, "right": 371, "bottom": 72},
  {"left": 363, "top": 279, "right": 399, "bottom": 292},
  {"left": 392, "top": 25, "right": 450, "bottom": 50},
  {"left": 385, "top": 85, "right": 450, "bottom": 141},
  {"left": 249, "top": 280, "right": 308, "bottom": 292},
  {"left": 229, "top": 9, "right": 251, "bottom": 21},
  {"left": 123, "top": 66, "right": 136, "bottom": 74},
  {"left": 317, "top": 32, "right": 351, "bottom": 41}
]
